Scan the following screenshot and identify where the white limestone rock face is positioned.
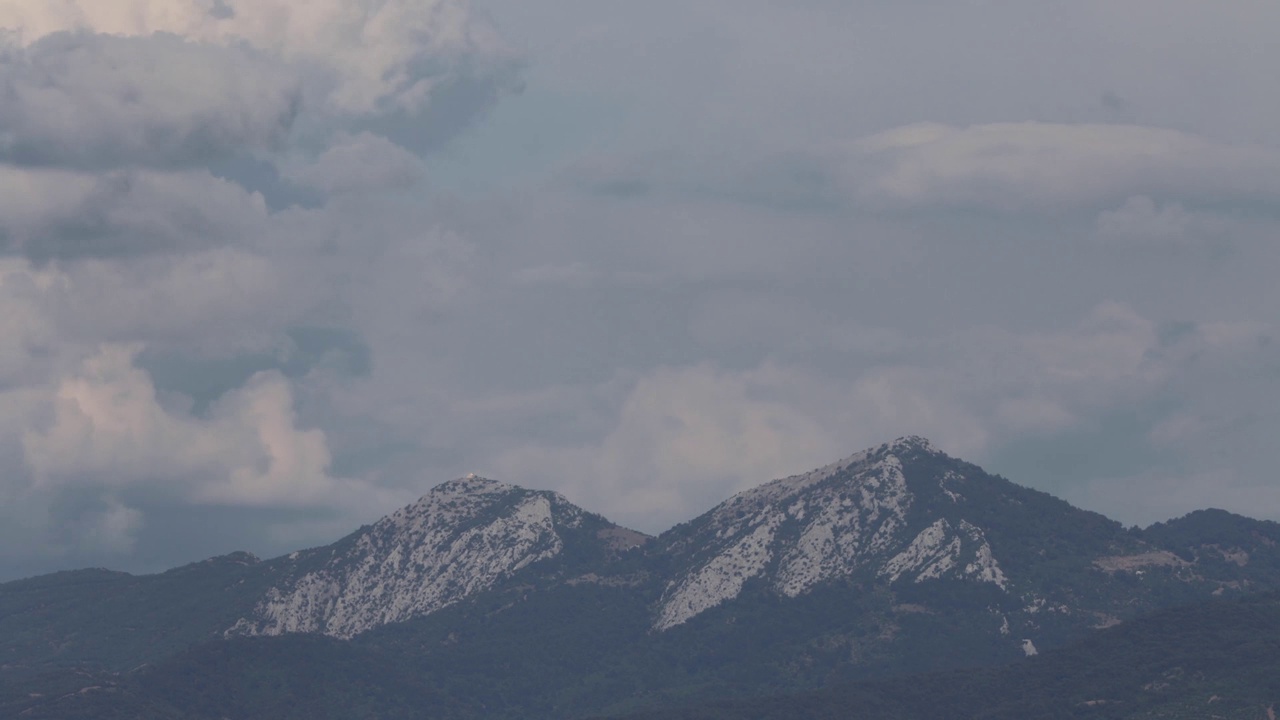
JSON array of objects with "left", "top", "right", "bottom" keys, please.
[
  {"left": 657, "top": 439, "right": 908, "bottom": 629},
  {"left": 656, "top": 514, "right": 785, "bottom": 630},
  {"left": 654, "top": 437, "right": 1012, "bottom": 631},
  {"left": 880, "top": 519, "right": 1008, "bottom": 589},
  {"left": 772, "top": 453, "right": 911, "bottom": 597},
  {"left": 228, "top": 477, "right": 586, "bottom": 639},
  {"left": 881, "top": 518, "right": 958, "bottom": 583}
]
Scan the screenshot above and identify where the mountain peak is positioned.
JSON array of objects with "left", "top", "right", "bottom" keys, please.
[
  {"left": 652, "top": 437, "right": 998, "bottom": 630},
  {"left": 227, "top": 475, "right": 611, "bottom": 639},
  {"left": 711, "top": 436, "right": 942, "bottom": 515},
  {"left": 885, "top": 435, "right": 937, "bottom": 453},
  {"left": 426, "top": 473, "right": 515, "bottom": 495}
]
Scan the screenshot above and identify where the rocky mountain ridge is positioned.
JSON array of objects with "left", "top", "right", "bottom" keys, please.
[
  {"left": 227, "top": 475, "right": 647, "bottom": 639},
  {"left": 6, "top": 435, "right": 1280, "bottom": 686},
  {"left": 652, "top": 437, "right": 1011, "bottom": 629}
]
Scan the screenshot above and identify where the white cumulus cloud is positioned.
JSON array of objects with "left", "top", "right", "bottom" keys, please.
[{"left": 22, "top": 344, "right": 380, "bottom": 509}]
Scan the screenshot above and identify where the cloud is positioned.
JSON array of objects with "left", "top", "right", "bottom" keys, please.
[
  {"left": 0, "top": 0, "right": 1278, "bottom": 581},
  {"left": 78, "top": 497, "right": 145, "bottom": 554},
  {"left": 493, "top": 363, "right": 842, "bottom": 531},
  {"left": 1095, "top": 195, "right": 1237, "bottom": 246},
  {"left": 0, "top": 32, "right": 300, "bottom": 169},
  {"left": 283, "top": 133, "right": 425, "bottom": 196},
  {"left": 0, "top": 0, "right": 520, "bottom": 126},
  {"left": 563, "top": 122, "right": 1280, "bottom": 221},
  {"left": 510, "top": 261, "right": 602, "bottom": 288},
  {"left": 806, "top": 305, "right": 1164, "bottom": 459},
  {"left": 21, "top": 344, "right": 381, "bottom": 510},
  {"left": 0, "top": 167, "right": 269, "bottom": 258},
  {"left": 843, "top": 122, "right": 1280, "bottom": 214},
  {"left": 30, "top": 249, "right": 299, "bottom": 354},
  {"left": 0, "top": 258, "right": 61, "bottom": 383},
  {"left": 489, "top": 302, "right": 1249, "bottom": 530}
]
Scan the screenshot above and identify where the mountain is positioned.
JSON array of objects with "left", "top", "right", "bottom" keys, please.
[
  {"left": 1140, "top": 508, "right": 1280, "bottom": 576},
  {"left": 0, "top": 552, "right": 274, "bottom": 673},
  {"left": 609, "top": 591, "right": 1280, "bottom": 720},
  {"left": 5, "top": 437, "right": 1280, "bottom": 718},
  {"left": 12, "top": 571, "right": 1280, "bottom": 720},
  {"left": 0, "top": 476, "right": 648, "bottom": 670},
  {"left": 227, "top": 475, "right": 648, "bottom": 639},
  {"left": 653, "top": 436, "right": 1074, "bottom": 631},
  {"left": 648, "top": 436, "right": 1268, "bottom": 658}
]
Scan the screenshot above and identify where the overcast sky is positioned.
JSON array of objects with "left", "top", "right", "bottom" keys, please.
[{"left": 1, "top": 0, "right": 1278, "bottom": 580}]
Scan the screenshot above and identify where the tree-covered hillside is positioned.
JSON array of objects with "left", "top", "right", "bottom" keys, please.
[
  {"left": 9, "top": 592, "right": 1280, "bottom": 719},
  {"left": 612, "top": 591, "right": 1280, "bottom": 720}
]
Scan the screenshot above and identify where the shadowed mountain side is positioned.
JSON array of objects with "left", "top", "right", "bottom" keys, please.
[
  {"left": 10, "top": 592, "right": 1280, "bottom": 719},
  {"left": 607, "top": 592, "right": 1280, "bottom": 720}
]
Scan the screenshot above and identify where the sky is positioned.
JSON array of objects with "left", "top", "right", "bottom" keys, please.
[{"left": 0, "top": 0, "right": 1278, "bottom": 580}]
